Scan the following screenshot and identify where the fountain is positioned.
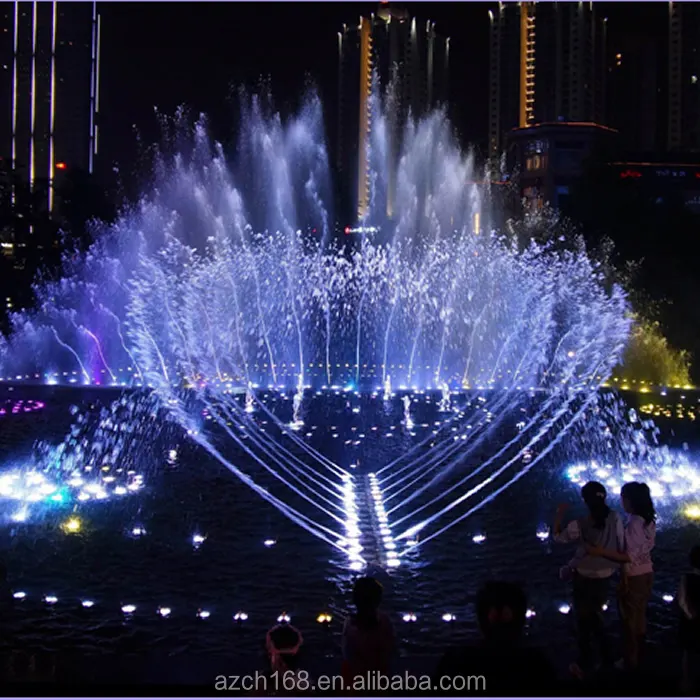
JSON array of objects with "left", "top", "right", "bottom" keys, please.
[
  {"left": 384, "top": 376, "right": 392, "bottom": 403},
  {"left": 438, "top": 382, "right": 451, "bottom": 413},
  {"left": 0, "top": 87, "right": 696, "bottom": 569},
  {"left": 245, "top": 384, "right": 255, "bottom": 413},
  {"left": 402, "top": 395, "right": 414, "bottom": 430}
]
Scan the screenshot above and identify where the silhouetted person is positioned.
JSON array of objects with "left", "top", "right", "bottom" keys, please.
[
  {"left": 554, "top": 481, "right": 624, "bottom": 678},
  {"left": 342, "top": 576, "right": 395, "bottom": 686},
  {"left": 679, "top": 545, "right": 700, "bottom": 692},
  {"left": 432, "top": 581, "right": 556, "bottom": 695},
  {"left": 264, "top": 623, "right": 309, "bottom": 695}
]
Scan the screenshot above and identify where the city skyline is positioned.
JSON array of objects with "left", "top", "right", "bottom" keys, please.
[
  {"left": 0, "top": 1, "right": 100, "bottom": 213},
  {"left": 0, "top": 2, "right": 694, "bottom": 191}
]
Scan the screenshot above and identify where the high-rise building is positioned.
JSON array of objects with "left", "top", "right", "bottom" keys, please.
[
  {"left": 668, "top": 1, "right": 700, "bottom": 152},
  {"left": 488, "top": 2, "right": 607, "bottom": 158},
  {"left": 337, "top": 3, "right": 449, "bottom": 222},
  {"left": 0, "top": 1, "right": 101, "bottom": 215},
  {"left": 607, "top": 33, "right": 660, "bottom": 153}
]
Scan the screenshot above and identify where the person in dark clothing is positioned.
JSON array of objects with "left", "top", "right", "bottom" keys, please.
[
  {"left": 679, "top": 545, "right": 700, "bottom": 692},
  {"left": 432, "top": 581, "right": 557, "bottom": 696},
  {"left": 342, "top": 576, "right": 395, "bottom": 685}
]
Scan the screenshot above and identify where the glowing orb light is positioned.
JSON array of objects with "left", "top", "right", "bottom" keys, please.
[
  {"left": 683, "top": 504, "right": 700, "bottom": 520},
  {"left": 121, "top": 604, "right": 136, "bottom": 614},
  {"left": 62, "top": 517, "right": 82, "bottom": 534},
  {"left": 558, "top": 604, "right": 571, "bottom": 615},
  {"left": 81, "top": 599, "right": 94, "bottom": 608},
  {"left": 277, "top": 612, "right": 291, "bottom": 623},
  {"left": 316, "top": 613, "right": 332, "bottom": 624},
  {"left": 442, "top": 613, "right": 456, "bottom": 622},
  {"left": 234, "top": 611, "right": 248, "bottom": 622}
]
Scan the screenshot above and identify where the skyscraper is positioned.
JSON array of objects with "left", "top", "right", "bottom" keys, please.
[
  {"left": 668, "top": 1, "right": 700, "bottom": 152},
  {"left": 0, "top": 1, "right": 101, "bottom": 214},
  {"left": 607, "top": 33, "right": 660, "bottom": 153},
  {"left": 488, "top": 2, "right": 607, "bottom": 158},
  {"left": 337, "top": 3, "right": 449, "bottom": 222}
]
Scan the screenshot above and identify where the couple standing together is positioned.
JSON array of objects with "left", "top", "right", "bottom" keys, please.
[{"left": 554, "top": 480, "right": 656, "bottom": 679}]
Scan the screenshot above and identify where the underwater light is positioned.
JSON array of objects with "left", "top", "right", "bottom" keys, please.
[
  {"left": 197, "top": 609, "right": 210, "bottom": 619},
  {"left": 526, "top": 608, "right": 536, "bottom": 619},
  {"left": 558, "top": 604, "right": 571, "bottom": 614},
  {"left": 192, "top": 534, "right": 206, "bottom": 546},
  {"left": 233, "top": 611, "right": 248, "bottom": 622},
  {"left": 472, "top": 534, "right": 487, "bottom": 544},
  {"left": 683, "top": 504, "right": 700, "bottom": 520},
  {"left": 316, "top": 613, "right": 332, "bottom": 624},
  {"left": 81, "top": 599, "right": 94, "bottom": 608},
  {"left": 277, "top": 613, "right": 290, "bottom": 623},
  {"left": 536, "top": 528, "right": 550, "bottom": 541},
  {"left": 263, "top": 538, "right": 276, "bottom": 547},
  {"left": 62, "top": 517, "right": 82, "bottom": 534},
  {"left": 121, "top": 604, "right": 136, "bottom": 614},
  {"left": 386, "top": 558, "right": 400, "bottom": 568},
  {"left": 12, "top": 591, "right": 26, "bottom": 599},
  {"left": 402, "top": 613, "right": 417, "bottom": 623},
  {"left": 662, "top": 594, "right": 674, "bottom": 603},
  {"left": 442, "top": 613, "right": 456, "bottom": 622},
  {"left": 157, "top": 606, "right": 172, "bottom": 617}
]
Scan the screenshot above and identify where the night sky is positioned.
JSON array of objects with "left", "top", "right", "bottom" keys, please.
[{"left": 96, "top": 1, "right": 669, "bottom": 185}]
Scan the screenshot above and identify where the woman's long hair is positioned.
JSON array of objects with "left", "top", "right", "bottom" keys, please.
[
  {"left": 581, "top": 481, "right": 610, "bottom": 529},
  {"left": 352, "top": 576, "right": 383, "bottom": 631},
  {"left": 621, "top": 481, "right": 656, "bottom": 525}
]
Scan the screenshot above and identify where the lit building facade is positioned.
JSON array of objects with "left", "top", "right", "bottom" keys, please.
[
  {"left": 337, "top": 3, "right": 449, "bottom": 223},
  {"left": 489, "top": 2, "right": 608, "bottom": 158},
  {"left": 0, "top": 1, "right": 101, "bottom": 214},
  {"left": 668, "top": 1, "right": 700, "bottom": 152},
  {"left": 507, "top": 121, "right": 618, "bottom": 210}
]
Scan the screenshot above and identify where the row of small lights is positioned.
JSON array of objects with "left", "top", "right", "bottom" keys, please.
[
  {"left": 7, "top": 591, "right": 678, "bottom": 623},
  {"left": 340, "top": 473, "right": 364, "bottom": 571},
  {"left": 3, "top": 371, "right": 690, "bottom": 392},
  {"left": 369, "top": 472, "right": 400, "bottom": 568}
]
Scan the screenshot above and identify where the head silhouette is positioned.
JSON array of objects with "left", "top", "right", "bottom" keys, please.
[
  {"left": 621, "top": 482, "right": 656, "bottom": 525},
  {"left": 353, "top": 576, "right": 383, "bottom": 629},
  {"left": 690, "top": 545, "right": 700, "bottom": 571},
  {"left": 476, "top": 581, "right": 527, "bottom": 643},
  {"left": 266, "top": 624, "right": 303, "bottom": 671},
  {"left": 581, "top": 480, "right": 610, "bottom": 529}
]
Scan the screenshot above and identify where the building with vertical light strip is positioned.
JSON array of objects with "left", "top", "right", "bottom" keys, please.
[
  {"left": 337, "top": 3, "right": 449, "bottom": 224},
  {"left": 488, "top": 2, "right": 607, "bottom": 159},
  {"left": 667, "top": 1, "right": 700, "bottom": 152},
  {"left": 0, "top": 1, "right": 100, "bottom": 217}
]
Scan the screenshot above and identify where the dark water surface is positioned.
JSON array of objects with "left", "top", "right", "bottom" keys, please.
[{"left": 0, "top": 384, "right": 698, "bottom": 664}]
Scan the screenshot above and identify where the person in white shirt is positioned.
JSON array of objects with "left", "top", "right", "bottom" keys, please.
[{"left": 554, "top": 480, "right": 624, "bottom": 679}]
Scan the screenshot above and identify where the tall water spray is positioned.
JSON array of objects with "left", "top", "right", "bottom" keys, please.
[{"left": 0, "top": 89, "right": 642, "bottom": 560}]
